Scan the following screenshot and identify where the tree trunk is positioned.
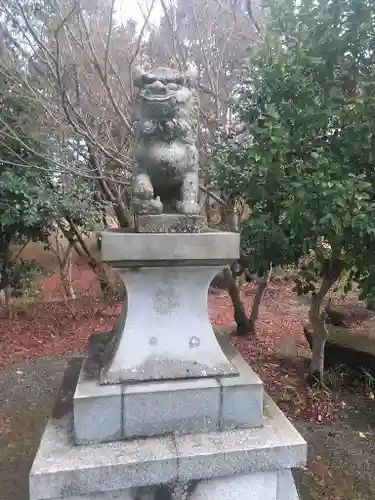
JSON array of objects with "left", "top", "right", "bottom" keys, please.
[
  {"left": 205, "top": 193, "right": 211, "bottom": 226},
  {"left": 3, "top": 286, "right": 11, "bottom": 319},
  {"left": 223, "top": 266, "right": 252, "bottom": 336},
  {"left": 249, "top": 269, "right": 271, "bottom": 333},
  {"left": 60, "top": 244, "right": 76, "bottom": 300},
  {"left": 308, "top": 274, "right": 338, "bottom": 382},
  {"left": 224, "top": 197, "right": 239, "bottom": 232},
  {"left": 0, "top": 241, "right": 12, "bottom": 318},
  {"left": 57, "top": 220, "right": 112, "bottom": 292}
]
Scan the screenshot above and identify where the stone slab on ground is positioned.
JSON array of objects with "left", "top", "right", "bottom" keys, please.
[
  {"left": 74, "top": 333, "right": 263, "bottom": 444},
  {"left": 304, "top": 325, "right": 375, "bottom": 376},
  {"left": 30, "top": 367, "right": 305, "bottom": 500}
]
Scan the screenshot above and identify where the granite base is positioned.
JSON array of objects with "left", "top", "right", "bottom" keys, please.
[
  {"left": 74, "top": 332, "right": 263, "bottom": 444},
  {"left": 30, "top": 362, "right": 306, "bottom": 500}
]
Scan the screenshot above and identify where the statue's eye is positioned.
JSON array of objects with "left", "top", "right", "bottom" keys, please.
[{"left": 167, "top": 82, "right": 179, "bottom": 90}]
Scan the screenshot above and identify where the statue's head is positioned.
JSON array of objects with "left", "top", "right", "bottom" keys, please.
[{"left": 133, "top": 66, "right": 198, "bottom": 120}]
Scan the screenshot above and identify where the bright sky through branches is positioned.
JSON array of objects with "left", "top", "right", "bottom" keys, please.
[{"left": 116, "top": 0, "right": 163, "bottom": 27}]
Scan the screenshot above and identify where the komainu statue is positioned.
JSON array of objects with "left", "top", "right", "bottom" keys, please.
[{"left": 132, "top": 66, "right": 200, "bottom": 216}]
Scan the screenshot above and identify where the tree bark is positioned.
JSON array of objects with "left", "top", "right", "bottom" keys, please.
[
  {"left": 223, "top": 266, "right": 253, "bottom": 336},
  {"left": 0, "top": 241, "right": 12, "bottom": 318},
  {"left": 60, "top": 243, "right": 76, "bottom": 300},
  {"left": 308, "top": 274, "right": 338, "bottom": 382},
  {"left": 249, "top": 269, "right": 271, "bottom": 332},
  {"left": 57, "top": 220, "right": 112, "bottom": 291}
]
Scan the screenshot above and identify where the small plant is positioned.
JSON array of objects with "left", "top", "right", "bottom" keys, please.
[
  {"left": 324, "top": 365, "right": 349, "bottom": 392},
  {"left": 361, "top": 369, "right": 375, "bottom": 394}
]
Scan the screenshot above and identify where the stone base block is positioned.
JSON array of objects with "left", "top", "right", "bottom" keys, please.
[
  {"left": 135, "top": 214, "right": 205, "bottom": 233},
  {"left": 37, "top": 470, "right": 300, "bottom": 500},
  {"left": 74, "top": 332, "right": 263, "bottom": 444},
  {"left": 190, "top": 470, "right": 300, "bottom": 500},
  {"left": 30, "top": 361, "right": 306, "bottom": 500}
]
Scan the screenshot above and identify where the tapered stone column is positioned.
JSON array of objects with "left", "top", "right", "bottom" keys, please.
[{"left": 99, "top": 230, "right": 240, "bottom": 384}]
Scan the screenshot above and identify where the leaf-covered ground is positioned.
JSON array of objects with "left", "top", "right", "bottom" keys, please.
[
  {"left": 2, "top": 255, "right": 375, "bottom": 499},
  {"left": 0, "top": 255, "right": 362, "bottom": 425}
]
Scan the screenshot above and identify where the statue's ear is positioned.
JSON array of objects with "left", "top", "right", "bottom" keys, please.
[{"left": 133, "top": 66, "right": 146, "bottom": 87}]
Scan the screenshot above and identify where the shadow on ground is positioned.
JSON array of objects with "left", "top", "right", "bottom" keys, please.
[
  {"left": 0, "top": 356, "right": 81, "bottom": 500},
  {"left": 1, "top": 356, "right": 375, "bottom": 500}
]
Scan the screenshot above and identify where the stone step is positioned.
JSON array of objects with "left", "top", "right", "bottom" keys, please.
[
  {"left": 30, "top": 364, "right": 306, "bottom": 500},
  {"left": 73, "top": 332, "right": 264, "bottom": 444}
]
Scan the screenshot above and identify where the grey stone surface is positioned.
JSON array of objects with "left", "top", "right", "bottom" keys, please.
[
  {"left": 42, "top": 472, "right": 300, "bottom": 500},
  {"left": 30, "top": 413, "right": 178, "bottom": 500},
  {"left": 30, "top": 373, "right": 306, "bottom": 500},
  {"left": 175, "top": 394, "right": 306, "bottom": 482},
  {"left": 74, "top": 333, "right": 263, "bottom": 442},
  {"left": 49, "top": 492, "right": 134, "bottom": 500},
  {"left": 217, "top": 333, "right": 263, "bottom": 430},
  {"left": 132, "top": 66, "right": 200, "bottom": 216},
  {"left": 123, "top": 377, "right": 221, "bottom": 439},
  {"left": 99, "top": 264, "right": 239, "bottom": 384},
  {"left": 74, "top": 336, "right": 122, "bottom": 444},
  {"left": 277, "top": 470, "right": 300, "bottom": 500},
  {"left": 101, "top": 230, "right": 239, "bottom": 264},
  {"left": 135, "top": 214, "right": 205, "bottom": 233},
  {"left": 189, "top": 471, "right": 278, "bottom": 500}
]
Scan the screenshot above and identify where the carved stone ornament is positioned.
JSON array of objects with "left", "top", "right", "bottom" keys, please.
[{"left": 132, "top": 66, "right": 200, "bottom": 216}]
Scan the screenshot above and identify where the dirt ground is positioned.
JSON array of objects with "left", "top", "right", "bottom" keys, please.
[
  {"left": 1, "top": 355, "right": 375, "bottom": 500},
  {"left": 1, "top": 247, "right": 375, "bottom": 499}
]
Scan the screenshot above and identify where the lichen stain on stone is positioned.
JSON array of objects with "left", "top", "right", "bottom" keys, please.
[{"left": 153, "top": 285, "right": 179, "bottom": 316}]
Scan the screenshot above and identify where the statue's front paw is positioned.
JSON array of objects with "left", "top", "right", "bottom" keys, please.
[
  {"left": 132, "top": 196, "right": 163, "bottom": 216},
  {"left": 149, "top": 197, "right": 163, "bottom": 214},
  {"left": 178, "top": 201, "right": 200, "bottom": 215}
]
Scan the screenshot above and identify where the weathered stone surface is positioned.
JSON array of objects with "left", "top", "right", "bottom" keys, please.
[
  {"left": 73, "top": 333, "right": 263, "bottom": 443},
  {"left": 189, "top": 471, "right": 278, "bottom": 500},
  {"left": 135, "top": 214, "right": 205, "bottom": 233},
  {"left": 42, "top": 472, "right": 301, "bottom": 500},
  {"left": 30, "top": 416, "right": 178, "bottom": 500},
  {"left": 99, "top": 231, "right": 240, "bottom": 385},
  {"left": 99, "top": 263, "right": 239, "bottom": 384},
  {"left": 74, "top": 335, "right": 122, "bottom": 444},
  {"left": 101, "top": 230, "right": 240, "bottom": 264},
  {"left": 277, "top": 470, "right": 300, "bottom": 500},
  {"left": 123, "top": 377, "right": 221, "bottom": 439},
  {"left": 219, "top": 352, "right": 263, "bottom": 430},
  {"left": 215, "top": 329, "right": 263, "bottom": 429},
  {"left": 175, "top": 395, "right": 306, "bottom": 482},
  {"left": 30, "top": 372, "right": 305, "bottom": 500},
  {"left": 48, "top": 492, "right": 135, "bottom": 500}
]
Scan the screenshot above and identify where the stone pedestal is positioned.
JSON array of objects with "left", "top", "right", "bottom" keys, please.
[
  {"left": 73, "top": 332, "right": 263, "bottom": 444},
  {"left": 30, "top": 362, "right": 305, "bottom": 500},
  {"left": 29, "top": 228, "right": 306, "bottom": 500},
  {"left": 100, "top": 230, "right": 240, "bottom": 384}
]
